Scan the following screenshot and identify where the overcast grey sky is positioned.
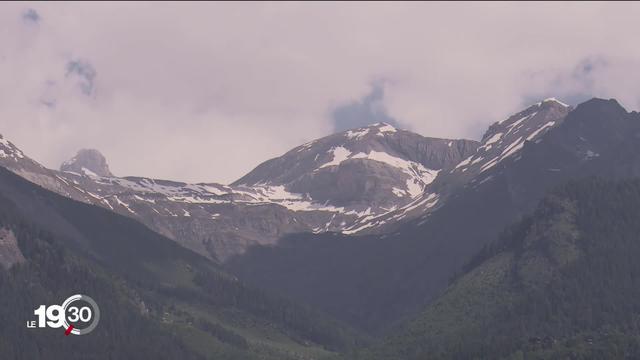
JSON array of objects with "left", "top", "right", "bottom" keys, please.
[{"left": 1, "top": 2, "right": 640, "bottom": 183}]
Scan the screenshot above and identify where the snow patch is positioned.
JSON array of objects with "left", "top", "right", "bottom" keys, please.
[
  {"left": 470, "top": 156, "right": 484, "bottom": 165},
  {"left": 375, "top": 123, "right": 397, "bottom": 135},
  {"left": 455, "top": 155, "right": 474, "bottom": 169},
  {"left": 405, "top": 179, "right": 423, "bottom": 198},
  {"left": 506, "top": 113, "right": 537, "bottom": 132},
  {"left": 392, "top": 187, "right": 407, "bottom": 197},
  {"left": 480, "top": 156, "right": 500, "bottom": 173},
  {"left": 345, "top": 128, "right": 370, "bottom": 139},
  {"left": 526, "top": 121, "right": 555, "bottom": 141},
  {"left": 296, "top": 140, "right": 316, "bottom": 152},
  {"left": 133, "top": 195, "right": 156, "bottom": 204},
  {"left": 480, "top": 133, "right": 503, "bottom": 151},
  {"left": 113, "top": 195, "right": 136, "bottom": 214},
  {"left": 500, "top": 136, "right": 524, "bottom": 159},
  {"left": 319, "top": 146, "right": 352, "bottom": 169},
  {"left": 543, "top": 97, "right": 570, "bottom": 107},
  {"left": 81, "top": 167, "right": 98, "bottom": 177}
]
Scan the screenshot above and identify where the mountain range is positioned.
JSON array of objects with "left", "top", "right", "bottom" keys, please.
[
  {"left": 227, "top": 97, "right": 640, "bottom": 337},
  {"left": 0, "top": 122, "right": 478, "bottom": 261},
  {"left": 3, "top": 96, "right": 640, "bottom": 359},
  {"left": 0, "top": 99, "right": 568, "bottom": 262}
]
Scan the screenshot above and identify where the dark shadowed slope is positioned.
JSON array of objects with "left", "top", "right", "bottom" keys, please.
[
  {"left": 361, "top": 178, "right": 640, "bottom": 359},
  {"left": 228, "top": 98, "right": 640, "bottom": 335},
  {"left": 0, "top": 166, "right": 366, "bottom": 360}
]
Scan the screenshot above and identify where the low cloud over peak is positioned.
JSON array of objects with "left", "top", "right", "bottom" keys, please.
[
  {"left": 332, "top": 82, "right": 402, "bottom": 133},
  {"left": 1, "top": 2, "right": 640, "bottom": 183}
]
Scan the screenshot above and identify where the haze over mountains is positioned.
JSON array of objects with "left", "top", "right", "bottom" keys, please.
[{"left": 4, "top": 96, "right": 640, "bottom": 359}]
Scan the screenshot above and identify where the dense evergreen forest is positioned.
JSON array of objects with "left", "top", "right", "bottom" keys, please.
[
  {"left": 0, "top": 216, "right": 202, "bottom": 359},
  {"left": 0, "top": 167, "right": 365, "bottom": 360},
  {"left": 358, "top": 178, "right": 640, "bottom": 359}
]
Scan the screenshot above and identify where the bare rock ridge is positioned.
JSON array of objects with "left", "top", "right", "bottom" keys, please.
[
  {"left": 339, "top": 98, "right": 573, "bottom": 233},
  {"left": 60, "top": 148, "right": 113, "bottom": 177},
  {"left": 234, "top": 122, "right": 479, "bottom": 210},
  {"left": 35, "top": 122, "right": 479, "bottom": 261}
]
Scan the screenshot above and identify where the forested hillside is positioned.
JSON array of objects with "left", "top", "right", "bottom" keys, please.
[
  {"left": 0, "top": 167, "right": 365, "bottom": 360},
  {"left": 360, "top": 178, "right": 640, "bottom": 359}
]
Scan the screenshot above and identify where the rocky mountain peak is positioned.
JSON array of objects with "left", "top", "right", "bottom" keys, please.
[
  {"left": 482, "top": 98, "right": 571, "bottom": 142},
  {"left": 232, "top": 123, "right": 478, "bottom": 209},
  {"left": 450, "top": 98, "right": 572, "bottom": 177},
  {"left": 0, "top": 134, "right": 26, "bottom": 162},
  {"left": 345, "top": 97, "right": 575, "bottom": 234},
  {"left": 569, "top": 97, "right": 627, "bottom": 120},
  {"left": 61, "top": 149, "right": 113, "bottom": 177}
]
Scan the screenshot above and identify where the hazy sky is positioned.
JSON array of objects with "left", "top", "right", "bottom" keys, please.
[{"left": 1, "top": 2, "right": 640, "bottom": 183}]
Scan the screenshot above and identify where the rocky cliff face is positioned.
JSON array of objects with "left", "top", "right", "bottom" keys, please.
[
  {"left": 60, "top": 149, "right": 113, "bottom": 177},
  {"left": 343, "top": 98, "right": 572, "bottom": 233},
  {"left": 235, "top": 122, "right": 478, "bottom": 210}
]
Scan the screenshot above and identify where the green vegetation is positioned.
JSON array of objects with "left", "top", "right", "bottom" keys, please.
[
  {"left": 360, "top": 178, "right": 640, "bottom": 359},
  {"left": 0, "top": 167, "right": 366, "bottom": 360},
  {"left": 0, "top": 212, "right": 201, "bottom": 359}
]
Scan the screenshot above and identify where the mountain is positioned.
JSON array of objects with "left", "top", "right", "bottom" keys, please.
[
  {"left": 0, "top": 166, "right": 365, "bottom": 359},
  {"left": 0, "top": 123, "right": 477, "bottom": 261},
  {"left": 234, "top": 122, "right": 478, "bottom": 211},
  {"left": 60, "top": 148, "right": 113, "bottom": 177},
  {"left": 360, "top": 178, "right": 640, "bottom": 359},
  {"left": 344, "top": 98, "right": 572, "bottom": 233},
  {"left": 226, "top": 98, "right": 640, "bottom": 334},
  {"left": 4, "top": 97, "right": 636, "bottom": 338},
  {"left": 0, "top": 98, "right": 579, "bottom": 334}
]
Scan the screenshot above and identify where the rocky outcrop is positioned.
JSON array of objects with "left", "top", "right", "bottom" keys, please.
[
  {"left": 0, "top": 228, "right": 25, "bottom": 269},
  {"left": 61, "top": 149, "right": 113, "bottom": 177}
]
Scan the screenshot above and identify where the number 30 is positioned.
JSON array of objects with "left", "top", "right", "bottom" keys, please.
[{"left": 68, "top": 306, "right": 92, "bottom": 322}]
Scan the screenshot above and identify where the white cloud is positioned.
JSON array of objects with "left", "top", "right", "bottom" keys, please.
[{"left": 1, "top": 2, "right": 640, "bottom": 183}]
